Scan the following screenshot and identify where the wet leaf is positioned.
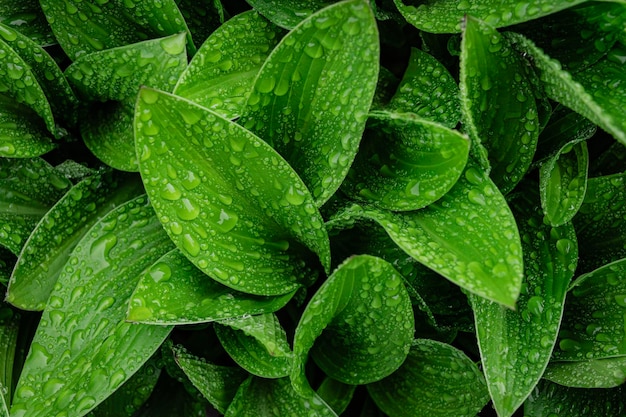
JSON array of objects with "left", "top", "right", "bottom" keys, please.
[
  {"left": 387, "top": 48, "right": 460, "bottom": 128},
  {"left": 128, "top": 249, "right": 294, "bottom": 325},
  {"left": 292, "top": 255, "right": 414, "bottom": 393},
  {"left": 0, "top": 0, "right": 53, "bottom": 45},
  {"left": 215, "top": 313, "right": 291, "bottom": 378},
  {"left": 243, "top": 0, "right": 335, "bottom": 29},
  {"left": 394, "top": 0, "right": 589, "bottom": 33},
  {"left": 367, "top": 339, "right": 489, "bottom": 417},
  {"left": 539, "top": 139, "right": 588, "bottom": 227},
  {"left": 0, "top": 248, "right": 14, "bottom": 285},
  {"left": 134, "top": 372, "right": 209, "bottom": 417},
  {"left": 39, "top": 0, "right": 194, "bottom": 60},
  {"left": 225, "top": 376, "right": 336, "bottom": 417},
  {"left": 175, "top": 0, "right": 225, "bottom": 49},
  {"left": 7, "top": 171, "right": 144, "bottom": 311},
  {"left": 10, "top": 195, "right": 174, "bottom": 417},
  {"left": 534, "top": 105, "right": 596, "bottom": 163},
  {"left": 239, "top": 0, "right": 379, "bottom": 206},
  {"left": 470, "top": 189, "right": 578, "bottom": 417},
  {"left": 134, "top": 87, "right": 330, "bottom": 296},
  {"left": 461, "top": 17, "right": 539, "bottom": 194},
  {"left": 0, "top": 303, "right": 19, "bottom": 405},
  {"left": 172, "top": 344, "right": 247, "bottom": 414},
  {"left": 543, "top": 356, "right": 626, "bottom": 389},
  {"left": 316, "top": 377, "right": 355, "bottom": 416},
  {"left": 174, "top": 10, "right": 284, "bottom": 119},
  {"left": 341, "top": 111, "right": 469, "bottom": 211},
  {"left": 0, "top": 96, "right": 55, "bottom": 158}
]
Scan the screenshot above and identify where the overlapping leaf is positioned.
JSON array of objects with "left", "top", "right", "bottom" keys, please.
[
  {"left": 534, "top": 105, "right": 596, "bottom": 163},
  {"left": 316, "top": 377, "right": 355, "bottom": 416},
  {"left": 0, "top": 0, "right": 53, "bottom": 45},
  {"left": 239, "top": 0, "right": 379, "bottom": 206},
  {"left": 134, "top": 87, "right": 330, "bottom": 296},
  {"left": 543, "top": 356, "right": 626, "bottom": 388},
  {"left": 0, "top": 303, "right": 19, "bottom": 407},
  {"left": 0, "top": 97, "right": 55, "bottom": 158},
  {"left": 243, "top": 0, "right": 334, "bottom": 29}
]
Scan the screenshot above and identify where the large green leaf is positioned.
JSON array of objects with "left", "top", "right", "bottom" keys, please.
[
  {"left": 0, "top": 96, "right": 55, "bottom": 158},
  {"left": 292, "top": 255, "right": 414, "bottom": 394},
  {"left": 243, "top": 0, "right": 335, "bottom": 29},
  {"left": 134, "top": 87, "right": 330, "bottom": 296},
  {"left": 128, "top": 249, "right": 294, "bottom": 324},
  {"left": 367, "top": 339, "right": 489, "bottom": 417},
  {"left": 10, "top": 195, "right": 174, "bottom": 417},
  {"left": 340, "top": 111, "right": 469, "bottom": 211},
  {"left": 543, "top": 356, "right": 626, "bottom": 388},
  {"left": 7, "top": 171, "right": 144, "bottom": 311},
  {"left": 0, "top": 0, "right": 53, "bottom": 45},
  {"left": 461, "top": 17, "right": 539, "bottom": 194},
  {"left": 316, "top": 377, "right": 355, "bottom": 416},
  {"left": 174, "top": 10, "right": 284, "bottom": 119},
  {"left": 470, "top": 189, "right": 578, "bottom": 417},
  {"left": 239, "top": 0, "right": 379, "bottom": 206}
]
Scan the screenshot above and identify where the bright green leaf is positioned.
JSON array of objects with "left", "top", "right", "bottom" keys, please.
[
  {"left": 128, "top": 249, "right": 294, "bottom": 325},
  {"left": 243, "top": 0, "right": 335, "bottom": 29},
  {"left": 10, "top": 195, "right": 174, "bottom": 417},
  {"left": 7, "top": 170, "right": 144, "bottom": 311},
  {"left": 368, "top": 339, "right": 489, "bottom": 417},
  {"left": 0, "top": 0, "right": 53, "bottom": 45},
  {"left": 135, "top": 87, "right": 330, "bottom": 296},
  {"left": 174, "top": 10, "right": 284, "bottom": 119},
  {"left": 543, "top": 356, "right": 626, "bottom": 388},
  {"left": 239, "top": 0, "right": 379, "bottom": 206},
  {"left": 341, "top": 111, "right": 469, "bottom": 211},
  {"left": 316, "top": 377, "right": 355, "bottom": 416},
  {"left": 0, "top": 97, "right": 55, "bottom": 158}
]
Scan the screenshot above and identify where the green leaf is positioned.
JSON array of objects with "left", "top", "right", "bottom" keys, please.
[
  {"left": 394, "top": 0, "right": 590, "bottom": 33},
  {"left": 0, "top": 97, "right": 55, "bottom": 158},
  {"left": 368, "top": 339, "right": 489, "bottom": 417},
  {"left": 461, "top": 17, "right": 539, "bottom": 194},
  {"left": 128, "top": 249, "right": 294, "bottom": 324},
  {"left": 0, "top": 157, "right": 70, "bottom": 254},
  {"left": 239, "top": 0, "right": 379, "bottom": 206},
  {"left": 543, "top": 356, "right": 626, "bottom": 388},
  {"left": 0, "top": 303, "right": 19, "bottom": 404},
  {"left": 174, "top": 10, "right": 284, "bottom": 119},
  {"left": 225, "top": 377, "right": 336, "bottom": 417},
  {"left": 539, "top": 139, "right": 589, "bottom": 227},
  {"left": 329, "top": 161, "right": 524, "bottom": 307},
  {"left": 134, "top": 373, "right": 209, "bottom": 417},
  {"left": 341, "top": 111, "right": 469, "bottom": 211},
  {"left": 292, "top": 255, "right": 414, "bottom": 393},
  {"left": 554, "top": 258, "right": 626, "bottom": 361},
  {"left": 0, "top": 248, "right": 14, "bottom": 285},
  {"left": 316, "top": 377, "right": 355, "bottom": 416},
  {"left": 10, "top": 195, "right": 174, "bottom": 417},
  {"left": 175, "top": 0, "right": 225, "bottom": 49},
  {"left": 172, "top": 344, "right": 247, "bottom": 414},
  {"left": 7, "top": 170, "right": 144, "bottom": 311},
  {"left": 534, "top": 105, "right": 596, "bottom": 163},
  {"left": 469, "top": 189, "right": 578, "bottom": 417},
  {"left": 387, "top": 48, "right": 461, "bottom": 128},
  {"left": 39, "top": 0, "right": 194, "bottom": 60},
  {"left": 0, "top": 0, "right": 53, "bottom": 45},
  {"left": 243, "top": 0, "right": 335, "bottom": 29},
  {"left": 135, "top": 87, "right": 330, "bottom": 296},
  {"left": 215, "top": 313, "right": 291, "bottom": 378}
]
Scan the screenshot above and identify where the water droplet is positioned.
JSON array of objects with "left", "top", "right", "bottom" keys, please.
[
  {"left": 159, "top": 33, "right": 186, "bottom": 55},
  {"left": 304, "top": 41, "right": 323, "bottom": 59},
  {"left": 182, "top": 234, "right": 200, "bottom": 256},
  {"left": 217, "top": 209, "right": 238, "bottom": 232},
  {"left": 176, "top": 198, "right": 200, "bottom": 220},
  {"left": 160, "top": 183, "right": 181, "bottom": 200},
  {"left": 90, "top": 233, "right": 117, "bottom": 267}
]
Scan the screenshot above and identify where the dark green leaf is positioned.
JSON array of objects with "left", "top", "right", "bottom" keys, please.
[
  {"left": 341, "top": 111, "right": 469, "bottom": 211},
  {"left": 388, "top": 48, "right": 460, "bottom": 128},
  {"left": 128, "top": 249, "right": 294, "bottom": 324},
  {"left": 461, "top": 17, "right": 539, "bottom": 194},
  {"left": 243, "top": 0, "right": 335, "bottom": 29},
  {"left": 0, "top": 248, "right": 14, "bottom": 285},
  {"left": 10, "top": 195, "right": 174, "bottom": 417},
  {"left": 534, "top": 105, "right": 596, "bottom": 163},
  {"left": 135, "top": 87, "right": 330, "bottom": 296},
  {"left": 0, "top": 0, "right": 53, "bottom": 45},
  {"left": 239, "top": 0, "right": 379, "bottom": 206},
  {"left": 590, "top": 141, "right": 626, "bottom": 177},
  {"left": 0, "top": 303, "right": 19, "bottom": 405},
  {"left": 174, "top": 10, "right": 284, "bottom": 119},
  {"left": 175, "top": 0, "right": 225, "bottom": 49},
  {"left": 0, "top": 97, "right": 55, "bottom": 158},
  {"left": 470, "top": 189, "right": 578, "bottom": 417},
  {"left": 215, "top": 313, "right": 291, "bottom": 378},
  {"left": 316, "top": 377, "right": 355, "bottom": 416},
  {"left": 543, "top": 356, "right": 626, "bottom": 388},
  {"left": 134, "top": 373, "right": 209, "bottom": 417},
  {"left": 367, "top": 339, "right": 489, "bottom": 417},
  {"left": 7, "top": 170, "right": 144, "bottom": 311},
  {"left": 292, "top": 255, "right": 413, "bottom": 392}
]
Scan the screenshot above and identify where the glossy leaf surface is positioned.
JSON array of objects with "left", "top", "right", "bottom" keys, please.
[
  {"left": 0, "top": 0, "right": 53, "bottom": 45},
  {"left": 0, "top": 303, "right": 19, "bottom": 405},
  {"left": 316, "top": 377, "right": 355, "bottom": 416},
  {"left": 243, "top": 0, "right": 334, "bottom": 29},
  {"left": 135, "top": 88, "right": 330, "bottom": 296},
  {"left": 534, "top": 105, "right": 596, "bottom": 163},
  {"left": 239, "top": 0, "right": 379, "bottom": 206},
  {"left": 10, "top": 196, "right": 174, "bottom": 417},
  {"left": 543, "top": 356, "right": 626, "bottom": 389},
  {"left": 128, "top": 249, "right": 294, "bottom": 325},
  {"left": 0, "top": 97, "right": 55, "bottom": 158}
]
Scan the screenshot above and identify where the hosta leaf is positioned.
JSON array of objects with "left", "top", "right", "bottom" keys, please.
[
  {"left": 39, "top": 0, "right": 193, "bottom": 60},
  {"left": 341, "top": 111, "right": 469, "bottom": 211},
  {"left": 10, "top": 195, "right": 174, "bottom": 417},
  {"left": 225, "top": 377, "right": 336, "bottom": 417},
  {"left": 329, "top": 161, "right": 524, "bottom": 307},
  {"left": 543, "top": 356, "right": 626, "bottom": 388},
  {"left": 394, "top": 0, "right": 589, "bottom": 33},
  {"left": 470, "top": 189, "right": 578, "bottom": 417},
  {"left": 215, "top": 313, "right": 291, "bottom": 378},
  {"left": 0, "top": 0, "right": 53, "bottom": 45},
  {"left": 316, "top": 377, "right": 355, "bottom": 415},
  {"left": 172, "top": 344, "right": 247, "bottom": 413},
  {"left": 0, "top": 157, "right": 70, "bottom": 254},
  {"left": 539, "top": 139, "right": 588, "bottom": 227},
  {"left": 0, "top": 97, "right": 55, "bottom": 158},
  {"left": 128, "top": 249, "right": 294, "bottom": 325},
  {"left": 243, "top": 0, "right": 334, "bottom": 29},
  {"left": 239, "top": 0, "right": 379, "bottom": 206},
  {"left": 367, "top": 339, "right": 489, "bottom": 417},
  {"left": 387, "top": 48, "right": 460, "bottom": 128},
  {"left": 461, "top": 17, "right": 539, "bottom": 194},
  {"left": 292, "top": 255, "right": 414, "bottom": 393},
  {"left": 554, "top": 258, "right": 626, "bottom": 361},
  {"left": 0, "top": 303, "right": 19, "bottom": 404},
  {"left": 135, "top": 87, "right": 330, "bottom": 296},
  {"left": 534, "top": 105, "right": 596, "bottom": 163},
  {"left": 7, "top": 171, "right": 144, "bottom": 311},
  {"left": 174, "top": 10, "right": 284, "bottom": 119}
]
